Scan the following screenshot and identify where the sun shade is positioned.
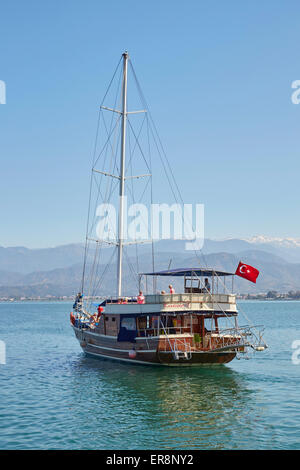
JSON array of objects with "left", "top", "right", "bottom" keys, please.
[{"left": 141, "top": 268, "right": 234, "bottom": 277}]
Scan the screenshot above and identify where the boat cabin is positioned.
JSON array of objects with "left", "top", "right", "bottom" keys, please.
[{"left": 82, "top": 268, "right": 242, "bottom": 352}]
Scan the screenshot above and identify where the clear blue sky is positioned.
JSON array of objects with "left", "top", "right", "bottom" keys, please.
[{"left": 1, "top": 0, "right": 300, "bottom": 248}]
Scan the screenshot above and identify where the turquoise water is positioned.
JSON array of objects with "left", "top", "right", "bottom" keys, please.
[{"left": 0, "top": 300, "right": 299, "bottom": 449}]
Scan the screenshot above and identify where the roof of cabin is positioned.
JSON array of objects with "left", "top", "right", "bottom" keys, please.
[{"left": 141, "top": 268, "right": 234, "bottom": 277}]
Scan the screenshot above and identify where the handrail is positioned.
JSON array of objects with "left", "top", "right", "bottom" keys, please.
[
  {"left": 145, "top": 292, "right": 236, "bottom": 304},
  {"left": 137, "top": 323, "right": 264, "bottom": 352},
  {"left": 137, "top": 326, "right": 192, "bottom": 337},
  {"left": 95, "top": 292, "right": 236, "bottom": 304},
  {"left": 137, "top": 323, "right": 260, "bottom": 337}
]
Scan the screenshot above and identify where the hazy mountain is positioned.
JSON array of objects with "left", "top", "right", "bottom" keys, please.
[
  {"left": 2, "top": 236, "right": 300, "bottom": 275},
  {"left": 0, "top": 247, "right": 300, "bottom": 297},
  {"left": 0, "top": 244, "right": 87, "bottom": 274}
]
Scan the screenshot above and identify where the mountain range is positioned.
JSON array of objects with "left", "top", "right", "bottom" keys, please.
[{"left": 0, "top": 237, "right": 300, "bottom": 297}]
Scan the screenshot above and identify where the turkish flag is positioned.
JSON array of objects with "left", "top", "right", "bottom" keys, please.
[{"left": 235, "top": 261, "right": 260, "bottom": 283}]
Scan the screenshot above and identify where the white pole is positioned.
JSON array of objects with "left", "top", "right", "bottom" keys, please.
[{"left": 117, "top": 51, "right": 128, "bottom": 297}]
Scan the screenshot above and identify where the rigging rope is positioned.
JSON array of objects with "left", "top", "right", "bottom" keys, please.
[
  {"left": 129, "top": 59, "right": 208, "bottom": 271},
  {"left": 81, "top": 57, "right": 123, "bottom": 293},
  {"left": 82, "top": 54, "right": 212, "bottom": 305}
]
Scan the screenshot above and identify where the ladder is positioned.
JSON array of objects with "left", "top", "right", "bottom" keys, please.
[
  {"left": 172, "top": 338, "right": 192, "bottom": 361},
  {"left": 159, "top": 318, "right": 192, "bottom": 361}
]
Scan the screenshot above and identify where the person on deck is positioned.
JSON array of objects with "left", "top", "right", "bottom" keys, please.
[
  {"left": 137, "top": 291, "right": 145, "bottom": 304},
  {"left": 73, "top": 292, "right": 83, "bottom": 312},
  {"left": 97, "top": 305, "right": 104, "bottom": 320},
  {"left": 204, "top": 278, "right": 211, "bottom": 292},
  {"left": 169, "top": 284, "right": 175, "bottom": 294}
]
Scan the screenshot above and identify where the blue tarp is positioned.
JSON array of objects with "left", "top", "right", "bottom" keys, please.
[{"left": 117, "top": 315, "right": 138, "bottom": 343}]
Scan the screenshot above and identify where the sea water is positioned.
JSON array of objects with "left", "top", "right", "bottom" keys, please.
[{"left": 0, "top": 300, "right": 299, "bottom": 449}]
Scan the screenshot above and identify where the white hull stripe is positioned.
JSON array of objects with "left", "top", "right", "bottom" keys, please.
[
  {"left": 84, "top": 351, "right": 161, "bottom": 366},
  {"left": 84, "top": 351, "right": 220, "bottom": 367},
  {"left": 85, "top": 343, "right": 234, "bottom": 355},
  {"left": 87, "top": 343, "right": 156, "bottom": 353}
]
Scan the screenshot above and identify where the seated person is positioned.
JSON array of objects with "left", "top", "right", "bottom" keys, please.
[
  {"left": 200, "top": 278, "right": 211, "bottom": 293},
  {"left": 204, "top": 278, "right": 211, "bottom": 292}
]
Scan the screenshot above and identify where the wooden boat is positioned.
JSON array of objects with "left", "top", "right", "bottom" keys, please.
[
  {"left": 70, "top": 52, "right": 267, "bottom": 366},
  {"left": 71, "top": 267, "right": 266, "bottom": 366}
]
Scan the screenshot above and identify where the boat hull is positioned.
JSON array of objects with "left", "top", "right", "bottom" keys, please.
[{"left": 73, "top": 326, "right": 237, "bottom": 366}]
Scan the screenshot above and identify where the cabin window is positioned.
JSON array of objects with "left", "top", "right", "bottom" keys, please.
[
  {"left": 204, "top": 318, "right": 216, "bottom": 332},
  {"left": 121, "top": 317, "right": 136, "bottom": 331},
  {"left": 215, "top": 316, "right": 232, "bottom": 331},
  {"left": 112, "top": 317, "right": 116, "bottom": 322}
]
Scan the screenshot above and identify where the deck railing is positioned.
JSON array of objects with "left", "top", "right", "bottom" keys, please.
[
  {"left": 144, "top": 293, "right": 236, "bottom": 305},
  {"left": 98, "top": 292, "right": 236, "bottom": 305},
  {"left": 137, "top": 324, "right": 262, "bottom": 352},
  {"left": 158, "top": 336, "right": 192, "bottom": 359},
  {"left": 137, "top": 326, "right": 190, "bottom": 337}
]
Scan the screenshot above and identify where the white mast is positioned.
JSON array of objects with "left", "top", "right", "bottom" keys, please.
[{"left": 117, "top": 51, "right": 128, "bottom": 297}]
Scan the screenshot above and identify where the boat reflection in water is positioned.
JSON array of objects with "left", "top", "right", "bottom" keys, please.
[{"left": 69, "top": 356, "right": 265, "bottom": 449}]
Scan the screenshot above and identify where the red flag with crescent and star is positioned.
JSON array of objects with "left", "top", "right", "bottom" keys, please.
[{"left": 235, "top": 261, "right": 260, "bottom": 283}]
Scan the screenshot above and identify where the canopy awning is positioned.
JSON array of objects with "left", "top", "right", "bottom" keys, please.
[{"left": 141, "top": 268, "right": 234, "bottom": 277}]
